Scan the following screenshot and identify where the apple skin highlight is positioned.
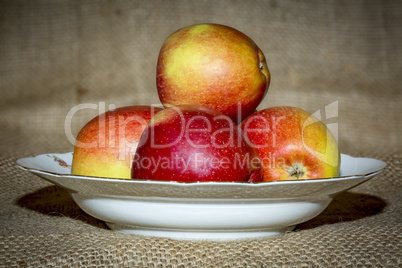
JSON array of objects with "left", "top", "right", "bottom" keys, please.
[
  {"left": 71, "top": 106, "right": 162, "bottom": 179},
  {"left": 157, "top": 23, "right": 270, "bottom": 123},
  {"left": 240, "top": 106, "right": 340, "bottom": 181}
]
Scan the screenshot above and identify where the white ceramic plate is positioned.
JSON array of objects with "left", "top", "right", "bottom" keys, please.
[{"left": 16, "top": 153, "right": 386, "bottom": 240}]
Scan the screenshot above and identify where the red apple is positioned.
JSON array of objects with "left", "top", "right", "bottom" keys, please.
[
  {"left": 71, "top": 105, "right": 162, "bottom": 179},
  {"left": 157, "top": 23, "right": 270, "bottom": 123},
  {"left": 240, "top": 106, "right": 340, "bottom": 181},
  {"left": 131, "top": 105, "right": 262, "bottom": 182}
]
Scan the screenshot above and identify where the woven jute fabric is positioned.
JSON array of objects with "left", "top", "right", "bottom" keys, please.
[{"left": 1, "top": 0, "right": 401, "bottom": 267}]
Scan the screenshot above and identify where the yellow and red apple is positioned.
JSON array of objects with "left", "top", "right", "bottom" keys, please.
[
  {"left": 240, "top": 106, "right": 340, "bottom": 181},
  {"left": 71, "top": 105, "right": 162, "bottom": 179},
  {"left": 157, "top": 23, "right": 270, "bottom": 123},
  {"left": 131, "top": 105, "right": 262, "bottom": 182}
]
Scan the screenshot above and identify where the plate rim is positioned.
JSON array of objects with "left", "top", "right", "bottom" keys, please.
[{"left": 15, "top": 152, "right": 387, "bottom": 186}]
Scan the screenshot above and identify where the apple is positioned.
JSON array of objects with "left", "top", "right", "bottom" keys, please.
[
  {"left": 240, "top": 106, "right": 340, "bottom": 181},
  {"left": 71, "top": 105, "right": 162, "bottom": 179},
  {"left": 156, "top": 23, "right": 270, "bottom": 123},
  {"left": 131, "top": 105, "right": 262, "bottom": 182}
]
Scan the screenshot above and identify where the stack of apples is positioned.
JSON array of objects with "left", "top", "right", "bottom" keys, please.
[{"left": 72, "top": 24, "right": 340, "bottom": 182}]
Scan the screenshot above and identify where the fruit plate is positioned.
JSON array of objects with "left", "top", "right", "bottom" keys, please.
[{"left": 16, "top": 153, "right": 386, "bottom": 240}]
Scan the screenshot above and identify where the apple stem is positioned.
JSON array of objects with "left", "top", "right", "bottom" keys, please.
[{"left": 288, "top": 163, "right": 306, "bottom": 179}]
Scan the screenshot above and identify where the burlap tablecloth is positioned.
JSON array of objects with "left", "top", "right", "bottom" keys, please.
[{"left": 1, "top": 1, "right": 401, "bottom": 267}]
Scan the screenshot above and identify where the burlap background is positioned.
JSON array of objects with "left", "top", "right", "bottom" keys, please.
[{"left": 1, "top": 0, "right": 401, "bottom": 267}]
